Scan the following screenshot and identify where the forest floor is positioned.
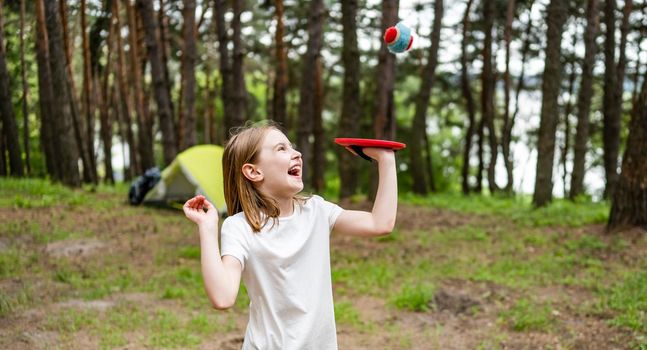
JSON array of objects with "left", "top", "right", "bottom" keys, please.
[{"left": 0, "top": 179, "right": 645, "bottom": 349}]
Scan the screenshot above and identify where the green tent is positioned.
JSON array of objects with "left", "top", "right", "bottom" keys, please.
[{"left": 144, "top": 145, "right": 226, "bottom": 212}]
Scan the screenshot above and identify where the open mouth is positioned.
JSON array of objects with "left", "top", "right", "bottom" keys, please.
[{"left": 288, "top": 164, "right": 301, "bottom": 177}]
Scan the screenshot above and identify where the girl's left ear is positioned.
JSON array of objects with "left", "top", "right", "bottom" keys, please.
[{"left": 242, "top": 163, "right": 263, "bottom": 182}]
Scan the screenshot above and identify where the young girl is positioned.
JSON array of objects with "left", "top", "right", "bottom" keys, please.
[{"left": 183, "top": 123, "right": 397, "bottom": 349}]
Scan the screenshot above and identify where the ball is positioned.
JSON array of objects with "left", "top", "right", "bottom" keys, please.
[{"left": 383, "top": 22, "right": 414, "bottom": 54}]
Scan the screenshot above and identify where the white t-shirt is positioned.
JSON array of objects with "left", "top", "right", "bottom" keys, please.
[{"left": 220, "top": 195, "right": 344, "bottom": 350}]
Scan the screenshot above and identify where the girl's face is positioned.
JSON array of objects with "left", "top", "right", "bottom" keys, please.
[{"left": 252, "top": 129, "right": 303, "bottom": 199}]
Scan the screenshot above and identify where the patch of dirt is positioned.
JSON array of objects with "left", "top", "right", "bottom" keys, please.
[{"left": 46, "top": 239, "right": 106, "bottom": 258}]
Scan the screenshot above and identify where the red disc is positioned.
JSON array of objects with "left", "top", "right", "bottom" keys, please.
[{"left": 334, "top": 138, "right": 406, "bottom": 150}]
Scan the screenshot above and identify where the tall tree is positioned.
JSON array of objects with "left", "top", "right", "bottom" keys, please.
[
  {"left": 34, "top": 0, "right": 59, "bottom": 179},
  {"left": 297, "top": 0, "right": 326, "bottom": 190},
  {"left": 607, "top": 70, "right": 647, "bottom": 230},
  {"left": 98, "top": 7, "right": 115, "bottom": 184},
  {"left": 460, "top": 0, "right": 476, "bottom": 195},
  {"left": 126, "top": 0, "right": 153, "bottom": 172},
  {"left": 137, "top": 0, "right": 177, "bottom": 166},
  {"left": 602, "top": 0, "right": 632, "bottom": 199},
  {"left": 272, "top": 0, "right": 288, "bottom": 127},
  {"left": 19, "top": 0, "right": 30, "bottom": 175},
  {"left": 80, "top": 0, "right": 97, "bottom": 183},
  {"left": 44, "top": 0, "right": 81, "bottom": 186},
  {"left": 214, "top": 0, "right": 234, "bottom": 137},
  {"left": 501, "top": 0, "right": 516, "bottom": 193},
  {"left": 559, "top": 36, "right": 577, "bottom": 197},
  {"left": 532, "top": 0, "right": 568, "bottom": 206},
  {"left": 373, "top": 0, "right": 398, "bottom": 140},
  {"left": 481, "top": 0, "right": 498, "bottom": 194},
  {"left": 312, "top": 56, "right": 325, "bottom": 192},
  {"left": 179, "top": 0, "right": 197, "bottom": 150},
  {"left": 338, "top": 0, "right": 361, "bottom": 199},
  {"left": 0, "top": 0, "right": 24, "bottom": 176},
  {"left": 570, "top": 0, "right": 599, "bottom": 199},
  {"left": 60, "top": 0, "right": 95, "bottom": 184},
  {"left": 230, "top": 0, "right": 247, "bottom": 129},
  {"left": 410, "top": 0, "right": 443, "bottom": 194}
]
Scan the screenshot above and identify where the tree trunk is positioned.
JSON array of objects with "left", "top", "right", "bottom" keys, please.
[
  {"left": 501, "top": 0, "right": 516, "bottom": 193},
  {"left": 44, "top": 0, "right": 81, "bottom": 186},
  {"left": 272, "top": 0, "right": 288, "bottom": 127},
  {"left": 80, "top": 0, "right": 98, "bottom": 184},
  {"left": 607, "top": 71, "right": 647, "bottom": 231},
  {"left": 312, "top": 56, "right": 325, "bottom": 192},
  {"left": 604, "top": 0, "right": 632, "bottom": 199},
  {"left": 481, "top": 0, "right": 498, "bottom": 194},
  {"left": 460, "top": 0, "right": 476, "bottom": 195},
  {"left": 410, "top": 0, "right": 443, "bottom": 195},
  {"left": 602, "top": 0, "right": 619, "bottom": 199},
  {"left": 98, "top": 42, "right": 114, "bottom": 184},
  {"left": 126, "top": 1, "right": 153, "bottom": 172},
  {"left": 35, "top": 0, "right": 59, "bottom": 179},
  {"left": 180, "top": 0, "right": 197, "bottom": 151},
  {"left": 338, "top": 0, "right": 361, "bottom": 199},
  {"left": 231, "top": 0, "right": 247, "bottom": 129},
  {"left": 60, "top": 0, "right": 95, "bottom": 184},
  {"left": 560, "top": 39, "right": 577, "bottom": 197},
  {"left": 19, "top": 0, "right": 30, "bottom": 175},
  {"left": 570, "top": 0, "right": 599, "bottom": 199},
  {"left": 214, "top": 0, "right": 234, "bottom": 138},
  {"left": 373, "top": 0, "right": 398, "bottom": 140},
  {"left": 158, "top": 0, "right": 175, "bottom": 126},
  {"left": 137, "top": 0, "right": 177, "bottom": 166},
  {"left": 297, "top": 0, "right": 326, "bottom": 190},
  {"left": 532, "top": 0, "right": 568, "bottom": 207},
  {"left": 0, "top": 1, "right": 24, "bottom": 176}
]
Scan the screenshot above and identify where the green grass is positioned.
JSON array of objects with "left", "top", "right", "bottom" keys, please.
[
  {"left": 391, "top": 283, "right": 434, "bottom": 312},
  {"left": 401, "top": 193, "right": 610, "bottom": 227},
  {"left": 603, "top": 271, "right": 647, "bottom": 335},
  {"left": 0, "top": 178, "right": 91, "bottom": 208},
  {"left": 500, "top": 298, "right": 556, "bottom": 332}
]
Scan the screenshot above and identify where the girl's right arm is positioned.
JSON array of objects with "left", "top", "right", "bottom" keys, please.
[{"left": 184, "top": 196, "right": 242, "bottom": 310}]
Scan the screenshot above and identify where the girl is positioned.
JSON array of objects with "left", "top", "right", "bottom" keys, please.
[{"left": 183, "top": 123, "right": 397, "bottom": 349}]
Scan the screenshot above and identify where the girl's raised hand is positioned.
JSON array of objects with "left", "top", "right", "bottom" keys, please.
[
  {"left": 361, "top": 147, "right": 395, "bottom": 163},
  {"left": 183, "top": 195, "right": 219, "bottom": 229}
]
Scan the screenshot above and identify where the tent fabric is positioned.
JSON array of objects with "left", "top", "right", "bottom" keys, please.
[{"left": 144, "top": 145, "right": 226, "bottom": 212}]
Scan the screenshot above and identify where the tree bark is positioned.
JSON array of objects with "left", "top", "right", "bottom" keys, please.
[
  {"left": 126, "top": 1, "right": 153, "bottom": 172},
  {"left": 338, "top": 0, "right": 361, "bottom": 199},
  {"left": 19, "top": 0, "right": 30, "bottom": 175},
  {"left": 501, "top": 0, "right": 516, "bottom": 193},
  {"left": 373, "top": 0, "right": 398, "bottom": 140},
  {"left": 44, "top": 0, "right": 81, "bottom": 186},
  {"left": 608, "top": 71, "right": 647, "bottom": 231},
  {"left": 137, "top": 0, "right": 177, "bottom": 166},
  {"left": 570, "top": 0, "right": 599, "bottom": 199},
  {"left": 312, "top": 56, "right": 325, "bottom": 192},
  {"left": 230, "top": 0, "right": 247, "bottom": 129},
  {"left": 80, "top": 0, "right": 98, "bottom": 184},
  {"left": 297, "top": 0, "right": 326, "bottom": 190},
  {"left": 532, "top": 0, "right": 568, "bottom": 207},
  {"left": 460, "top": 0, "right": 476, "bottom": 195},
  {"left": 60, "top": 0, "right": 95, "bottom": 184},
  {"left": 34, "top": 0, "right": 59, "bottom": 179},
  {"left": 272, "top": 0, "right": 288, "bottom": 127},
  {"left": 0, "top": 0, "right": 24, "bottom": 176},
  {"left": 604, "top": 0, "right": 632, "bottom": 199},
  {"left": 602, "top": 0, "right": 619, "bottom": 199},
  {"left": 214, "top": 0, "right": 234, "bottom": 138},
  {"left": 411, "top": 0, "right": 443, "bottom": 195},
  {"left": 180, "top": 0, "right": 197, "bottom": 151},
  {"left": 481, "top": 0, "right": 498, "bottom": 194},
  {"left": 560, "top": 39, "right": 577, "bottom": 197}
]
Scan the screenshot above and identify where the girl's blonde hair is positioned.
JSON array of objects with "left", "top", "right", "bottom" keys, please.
[{"left": 223, "top": 122, "right": 306, "bottom": 232}]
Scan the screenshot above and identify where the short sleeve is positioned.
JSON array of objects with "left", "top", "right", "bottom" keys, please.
[
  {"left": 219, "top": 216, "right": 249, "bottom": 270},
  {"left": 313, "top": 195, "right": 344, "bottom": 232}
]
